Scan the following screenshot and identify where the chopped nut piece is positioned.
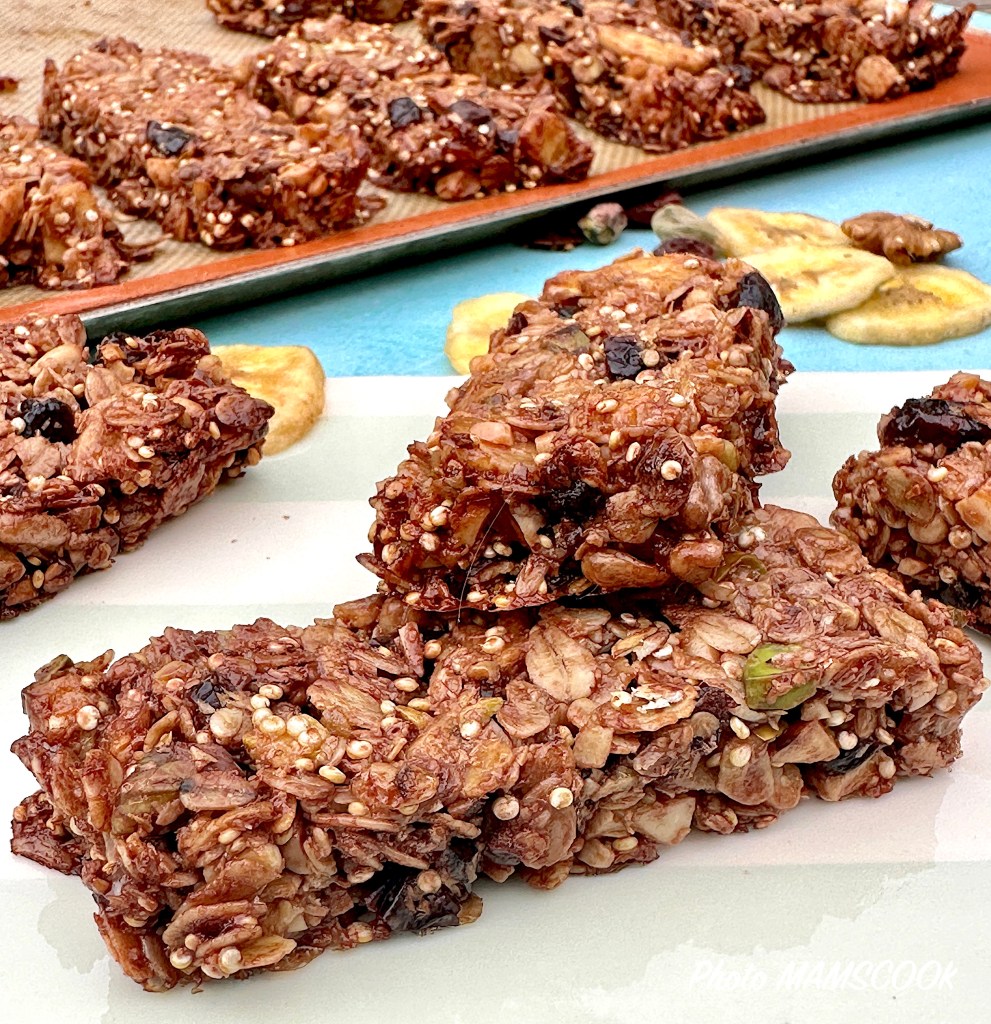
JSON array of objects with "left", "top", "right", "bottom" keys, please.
[
  {"left": 579, "top": 203, "right": 628, "bottom": 246},
  {"left": 841, "top": 212, "right": 962, "bottom": 266}
]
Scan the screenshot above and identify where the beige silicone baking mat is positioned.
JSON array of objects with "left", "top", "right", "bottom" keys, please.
[{"left": 0, "top": 0, "right": 987, "bottom": 322}]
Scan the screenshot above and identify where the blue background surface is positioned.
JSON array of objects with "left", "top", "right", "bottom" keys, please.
[{"left": 195, "top": 114, "right": 991, "bottom": 378}]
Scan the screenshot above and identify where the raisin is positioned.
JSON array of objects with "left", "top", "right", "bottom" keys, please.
[
  {"left": 937, "top": 577, "right": 985, "bottom": 612},
  {"left": 146, "top": 120, "right": 194, "bottom": 157},
  {"left": 735, "top": 270, "right": 785, "bottom": 334},
  {"left": 387, "top": 97, "right": 423, "bottom": 129},
  {"left": 496, "top": 127, "right": 519, "bottom": 150},
  {"left": 191, "top": 679, "right": 222, "bottom": 710},
  {"left": 538, "top": 480, "right": 601, "bottom": 521},
  {"left": 653, "top": 237, "right": 717, "bottom": 260},
  {"left": 506, "top": 311, "right": 528, "bottom": 335},
  {"left": 824, "top": 741, "right": 877, "bottom": 774},
  {"left": 623, "top": 187, "right": 681, "bottom": 227},
  {"left": 879, "top": 397, "right": 991, "bottom": 450},
  {"left": 554, "top": 302, "right": 580, "bottom": 319},
  {"left": 693, "top": 683, "right": 735, "bottom": 724},
  {"left": 726, "top": 63, "right": 754, "bottom": 88},
  {"left": 448, "top": 99, "right": 492, "bottom": 125},
  {"left": 18, "top": 398, "right": 76, "bottom": 444},
  {"left": 538, "top": 25, "right": 569, "bottom": 45},
  {"left": 561, "top": 0, "right": 584, "bottom": 12},
  {"left": 604, "top": 334, "right": 644, "bottom": 380}
]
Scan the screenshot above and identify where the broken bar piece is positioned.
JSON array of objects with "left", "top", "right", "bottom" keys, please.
[
  {"left": 11, "top": 507, "right": 984, "bottom": 988},
  {"left": 0, "top": 315, "right": 272, "bottom": 618},
  {"left": 832, "top": 372, "right": 991, "bottom": 631},
  {"left": 1, "top": 117, "right": 143, "bottom": 290},
  {"left": 208, "top": 0, "right": 418, "bottom": 37},
  {"left": 39, "top": 38, "right": 370, "bottom": 249},
  {"left": 361, "top": 252, "right": 790, "bottom": 611}
]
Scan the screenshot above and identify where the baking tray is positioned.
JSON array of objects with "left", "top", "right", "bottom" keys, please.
[{"left": 1, "top": 0, "right": 990, "bottom": 332}]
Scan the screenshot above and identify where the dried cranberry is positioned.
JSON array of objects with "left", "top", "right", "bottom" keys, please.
[
  {"left": 735, "top": 270, "right": 785, "bottom": 334},
  {"left": 879, "top": 397, "right": 991, "bottom": 450},
  {"left": 604, "top": 334, "right": 644, "bottom": 380},
  {"left": 387, "top": 97, "right": 423, "bottom": 129},
  {"left": 18, "top": 398, "right": 76, "bottom": 443},
  {"left": 653, "top": 237, "right": 717, "bottom": 260},
  {"left": 448, "top": 99, "right": 492, "bottom": 125},
  {"left": 146, "top": 120, "right": 194, "bottom": 157}
]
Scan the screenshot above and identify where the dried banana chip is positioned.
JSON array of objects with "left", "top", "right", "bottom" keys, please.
[
  {"left": 212, "top": 344, "right": 325, "bottom": 455},
  {"left": 826, "top": 265, "right": 991, "bottom": 346},
  {"left": 707, "top": 207, "right": 848, "bottom": 257},
  {"left": 445, "top": 292, "right": 531, "bottom": 374},
  {"left": 739, "top": 244, "right": 897, "bottom": 323}
]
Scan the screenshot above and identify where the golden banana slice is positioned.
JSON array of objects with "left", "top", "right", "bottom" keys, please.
[
  {"left": 445, "top": 292, "right": 531, "bottom": 374},
  {"left": 707, "top": 207, "right": 849, "bottom": 257},
  {"left": 212, "top": 344, "right": 325, "bottom": 455},
  {"left": 826, "top": 265, "right": 991, "bottom": 346},
  {"left": 739, "top": 244, "right": 897, "bottom": 323}
]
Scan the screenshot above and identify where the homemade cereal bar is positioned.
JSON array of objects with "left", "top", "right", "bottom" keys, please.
[
  {"left": 208, "top": 0, "right": 418, "bottom": 36},
  {"left": 0, "top": 315, "right": 272, "bottom": 619},
  {"left": 361, "top": 253, "right": 791, "bottom": 611},
  {"left": 245, "top": 17, "right": 593, "bottom": 200},
  {"left": 39, "top": 38, "right": 370, "bottom": 249},
  {"left": 419, "top": 0, "right": 765, "bottom": 151},
  {"left": 654, "top": 0, "right": 974, "bottom": 102},
  {"left": 1, "top": 118, "right": 143, "bottom": 290},
  {"left": 832, "top": 373, "right": 991, "bottom": 631},
  {"left": 11, "top": 506, "right": 984, "bottom": 988}
]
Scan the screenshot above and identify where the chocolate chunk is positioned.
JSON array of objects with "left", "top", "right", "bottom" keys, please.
[
  {"left": 824, "top": 741, "right": 877, "bottom": 774},
  {"left": 387, "top": 97, "right": 423, "bottom": 129},
  {"left": 879, "top": 398, "right": 991, "bottom": 450},
  {"left": 604, "top": 334, "right": 645, "bottom": 380},
  {"left": 146, "top": 120, "right": 194, "bottom": 157}
]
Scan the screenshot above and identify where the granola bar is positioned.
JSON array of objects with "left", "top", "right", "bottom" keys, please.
[
  {"left": 361, "top": 252, "right": 791, "bottom": 611},
  {"left": 0, "top": 315, "right": 272, "bottom": 619},
  {"left": 209, "top": 0, "right": 418, "bottom": 37},
  {"left": 244, "top": 17, "right": 593, "bottom": 200},
  {"left": 39, "top": 38, "right": 370, "bottom": 249},
  {"left": 655, "top": 0, "right": 974, "bottom": 102},
  {"left": 1, "top": 118, "right": 143, "bottom": 290},
  {"left": 11, "top": 506, "right": 984, "bottom": 988},
  {"left": 419, "top": 0, "right": 765, "bottom": 151},
  {"left": 832, "top": 373, "right": 991, "bottom": 631}
]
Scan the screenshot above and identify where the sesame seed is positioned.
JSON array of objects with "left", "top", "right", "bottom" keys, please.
[
  {"left": 878, "top": 758, "right": 896, "bottom": 780},
  {"left": 466, "top": 590, "right": 484, "bottom": 604},
  {"left": 218, "top": 947, "right": 242, "bottom": 974},
  {"left": 137, "top": 445, "right": 155, "bottom": 459},
  {"left": 395, "top": 676, "right": 419, "bottom": 692},
  {"left": 669, "top": 394, "right": 688, "bottom": 408},
  {"left": 169, "top": 949, "right": 194, "bottom": 969},
  {"left": 729, "top": 716, "right": 750, "bottom": 740},
  {"left": 294, "top": 757, "right": 315, "bottom": 771},
  {"left": 660, "top": 460, "right": 683, "bottom": 480},
  {"left": 423, "top": 641, "right": 443, "bottom": 659},
  {"left": 613, "top": 836, "right": 638, "bottom": 852},
  {"left": 460, "top": 721, "right": 481, "bottom": 740},
  {"left": 549, "top": 787, "right": 574, "bottom": 809},
  {"left": 595, "top": 398, "right": 618, "bottom": 413},
  {"left": 218, "top": 828, "right": 239, "bottom": 844},
  {"left": 208, "top": 422, "right": 222, "bottom": 440},
  {"left": 259, "top": 716, "right": 285, "bottom": 736},
  {"left": 347, "top": 801, "right": 369, "bottom": 816},
  {"left": 404, "top": 592, "right": 422, "bottom": 606},
  {"left": 428, "top": 506, "right": 449, "bottom": 527},
  {"left": 258, "top": 683, "right": 283, "bottom": 699},
  {"left": 249, "top": 694, "right": 270, "bottom": 710},
  {"left": 319, "top": 765, "right": 346, "bottom": 783},
  {"left": 481, "top": 635, "right": 505, "bottom": 654},
  {"left": 927, "top": 466, "right": 948, "bottom": 483},
  {"left": 728, "top": 745, "right": 752, "bottom": 767},
  {"left": 408, "top": 698, "right": 431, "bottom": 711},
  {"left": 417, "top": 869, "right": 442, "bottom": 893},
  {"left": 626, "top": 442, "right": 642, "bottom": 463},
  {"left": 209, "top": 708, "right": 242, "bottom": 739},
  {"left": 827, "top": 709, "right": 846, "bottom": 727},
  {"left": 876, "top": 728, "right": 894, "bottom": 745},
  {"left": 32, "top": 570, "right": 45, "bottom": 589},
  {"left": 347, "top": 739, "right": 373, "bottom": 759},
  {"left": 252, "top": 708, "right": 272, "bottom": 727}
]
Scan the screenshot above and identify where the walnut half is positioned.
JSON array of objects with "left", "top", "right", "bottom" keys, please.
[{"left": 841, "top": 212, "right": 962, "bottom": 266}]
